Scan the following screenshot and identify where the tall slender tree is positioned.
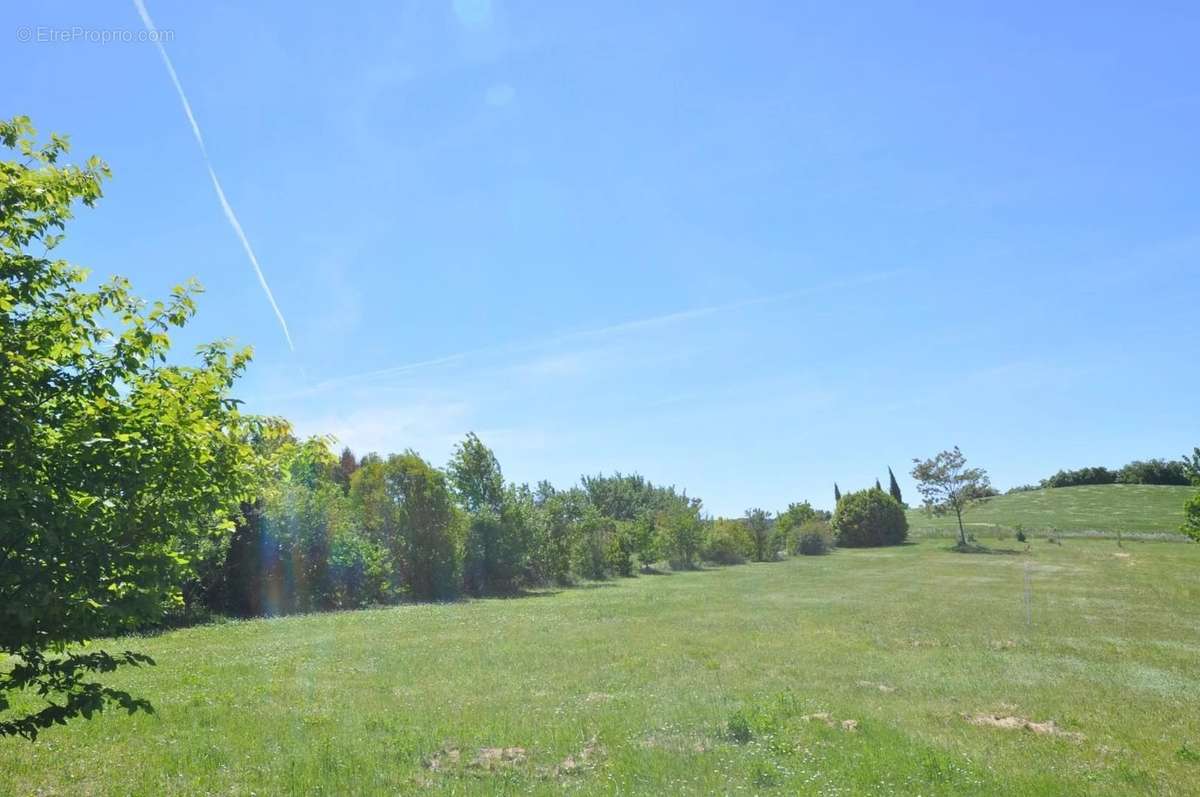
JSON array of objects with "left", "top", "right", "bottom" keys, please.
[
  {"left": 834, "top": 483, "right": 842, "bottom": 503},
  {"left": 888, "top": 466, "right": 904, "bottom": 505},
  {"left": 875, "top": 478, "right": 883, "bottom": 491}
]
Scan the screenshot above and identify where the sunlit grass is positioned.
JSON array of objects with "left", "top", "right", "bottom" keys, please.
[
  {"left": 907, "top": 483, "right": 1197, "bottom": 537},
  {"left": 2, "top": 539, "right": 1198, "bottom": 794}
]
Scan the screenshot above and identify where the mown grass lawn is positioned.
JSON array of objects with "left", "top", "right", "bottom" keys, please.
[
  {"left": 3, "top": 539, "right": 1198, "bottom": 795},
  {"left": 907, "top": 483, "right": 1197, "bottom": 536}
]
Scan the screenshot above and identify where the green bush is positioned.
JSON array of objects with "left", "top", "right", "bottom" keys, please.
[
  {"left": 703, "top": 519, "right": 754, "bottom": 565},
  {"left": 795, "top": 519, "right": 834, "bottom": 555},
  {"left": 1183, "top": 493, "right": 1200, "bottom": 542},
  {"left": 832, "top": 489, "right": 908, "bottom": 547}
]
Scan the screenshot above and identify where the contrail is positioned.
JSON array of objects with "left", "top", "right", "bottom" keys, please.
[
  {"left": 270, "top": 269, "right": 910, "bottom": 399},
  {"left": 133, "top": 0, "right": 294, "bottom": 350}
]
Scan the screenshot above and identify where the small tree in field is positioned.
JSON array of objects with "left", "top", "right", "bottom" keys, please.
[{"left": 911, "top": 447, "right": 991, "bottom": 547}]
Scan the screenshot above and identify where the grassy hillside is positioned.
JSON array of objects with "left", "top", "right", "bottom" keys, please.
[
  {"left": 3, "top": 539, "right": 1198, "bottom": 795},
  {"left": 906, "top": 484, "right": 1197, "bottom": 536}
]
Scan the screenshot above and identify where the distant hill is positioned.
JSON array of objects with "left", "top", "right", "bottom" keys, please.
[{"left": 905, "top": 483, "right": 1197, "bottom": 536}]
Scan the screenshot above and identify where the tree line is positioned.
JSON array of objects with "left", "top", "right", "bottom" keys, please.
[{"left": 1010, "top": 457, "right": 1196, "bottom": 492}]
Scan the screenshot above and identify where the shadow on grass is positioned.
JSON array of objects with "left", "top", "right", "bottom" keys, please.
[{"left": 947, "top": 542, "right": 1027, "bottom": 555}]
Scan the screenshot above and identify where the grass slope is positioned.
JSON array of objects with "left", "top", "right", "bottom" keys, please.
[
  {"left": 3, "top": 540, "right": 1199, "bottom": 795},
  {"left": 906, "top": 484, "right": 1197, "bottom": 536}
]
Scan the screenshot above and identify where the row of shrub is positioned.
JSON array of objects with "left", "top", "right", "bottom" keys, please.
[{"left": 182, "top": 428, "right": 912, "bottom": 620}]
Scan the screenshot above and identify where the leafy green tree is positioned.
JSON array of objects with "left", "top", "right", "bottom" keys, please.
[
  {"left": 332, "top": 446, "right": 358, "bottom": 494},
  {"left": 385, "top": 452, "right": 461, "bottom": 600},
  {"left": 656, "top": 502, "right": 704, "bottom": 569},
  {"left": 447, "top": 432, "right": 504, "bottom": 514},
  {"left": 795, "top": 519, "right": 834, "bottom": 555},
  {"left": 0, "top": 117, "right": 256, "bottom": 739},
  {"left": 887, "top": 467, "right": 904, "bottom": 505},
  {"left": 625, "top": 513, "right": 660, "bottom": 571},
  {"left": 744, "top": 508, "right": 774, "bottom": 561},
  {"left": 775, "top": 501, "right": 817, "bottom": 553},
  {"left": 832, "top": 489, "right": 908, "bottom": 547},
  {"left": 576, "top": 505, "right": 615, "bottom": 579},
  {"left": 607, "top": 521, "right": 640, "bottom": 576},
  {"left": 911, "top": 447, "right": 991, "bottom": 546},
  {"left": 1183, "top": 492, "right": 1200, "bottom": 542},
  {"left": 529, "top": 482, "right": 583, "bottom": 584},
  {"left": 1183, "top": 447, "right": 1200, "bottom": 486},
  {"left": 448, "top": 434, "right": 529, "bottom": 594},
  {"left": 702, "top": 518, "right": 755, "bottom": 564}
]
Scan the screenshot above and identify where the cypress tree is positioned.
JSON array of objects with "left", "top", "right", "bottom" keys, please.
[
  {"left": 888, "top": 466, "right": 904, "bottom": 505},
  {"left": 875, "top": 478, "right": 882, "bottom": 491},
  {"left": 834, "top": 483, "right": 842, "bottom": 503}
]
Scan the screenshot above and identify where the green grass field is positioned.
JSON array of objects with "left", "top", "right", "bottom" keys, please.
[
  {"left": 3, "top": 538, "right": 1198, "bottom": 795},
  {"left": 906, "top": 484, "right": 1197, "bottom": 537}
]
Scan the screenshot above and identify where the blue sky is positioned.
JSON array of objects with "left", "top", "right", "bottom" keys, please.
[{"left": 7, "top": 1, "right": 1197, "bottom": 515}]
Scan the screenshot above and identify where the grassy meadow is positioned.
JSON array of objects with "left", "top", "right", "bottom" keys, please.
[
  {"left": 906, "top": 484, "right": 1197, "bottom": 537},
  {"left": 3, "top": 538, "right": 1199, "bottom": 795}
]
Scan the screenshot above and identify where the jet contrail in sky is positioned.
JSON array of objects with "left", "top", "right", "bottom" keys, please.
[{"left": 133, "top": 0, "right": 294, "bottom": 350}]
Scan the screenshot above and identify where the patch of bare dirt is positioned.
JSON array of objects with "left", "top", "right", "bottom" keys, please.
[
  {"left": 800, "top": 712, "right": 859, "bottom": 731},
  {"left": 425, "top": 744, "right": 528, "bottom": 774},
  {"left": 857, "top": 680, "right": 897, "bottom": 693},
  {"left": 965, "top": 713, "right": 1084, "bottom": 741},
  {"left": 902, "top": 638, "right": 945, "bottom": 648},
  {"left": 424, "top": 746, "right": 461, "bottom": 771},
  {"left": 547, "top": 735, "right": 603, "bottom": 777},
  {"left": 471, "top": 747, "right": 527, "bottom": 770}
]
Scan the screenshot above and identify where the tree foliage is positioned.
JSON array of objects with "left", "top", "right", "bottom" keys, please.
[
  {"left": 1040, "top": 466, "right": 1117, "bottom": 489},
  {"left": 832, "top": 489, "right": 908, "bottom": 547},
  {"left": 1116, "top": 459, "right": 1191, "bottom": 486},
  {"left": 887, "top": 467, "right": 904, "bottom": 505},
  {"left": 795, "top": 519, "right": 834, "bottom": 555},
  {"left": 1183, "top": 492, "right": 1200, "bottom": 543},
  {"left": 385, "top": 452, "right": 461, "bottom": 600},
  {"left": 775, "top": 501, "right": 816, "bottom": 553},
  {"left": 0, "top": 117, "right": 256, "bottom": 738},
  {"left": 702, "top": 518, "right": 754, "bottom": 564},
  {"left": 743, "top": 508, "right": 774, "bottom": 561},
  {"left": 911, "top": 447, "right": 991, "bottom": 546},
  {"left": 449, "top": 434, "right": 529, "bottom": 595},
  {"left": 1183, "top": 447, "right": 1200, "bottom": 487}
]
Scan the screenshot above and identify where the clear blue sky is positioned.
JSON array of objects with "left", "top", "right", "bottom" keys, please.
[{"left": 7, "top": 1, "right": 1197, "bottom": 515}]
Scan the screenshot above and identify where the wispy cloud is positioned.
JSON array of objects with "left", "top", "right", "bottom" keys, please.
[
  {"left": 260, "top": 269, "right": 908, "bottom": 402},
  {"left": 133, "top": 0, "right": 294, "bottom": 351}
]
